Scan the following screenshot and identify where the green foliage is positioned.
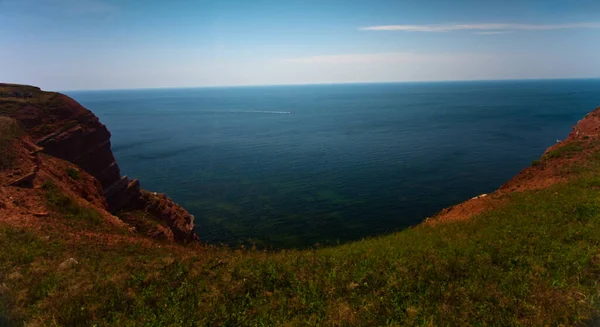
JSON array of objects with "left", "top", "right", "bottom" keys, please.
[
  {"left": 3, "top": 139, "right": 600, "bottom": 325},
  {"left": 0, "top": 85, "right": 55, "bottom": 115},
  {"left": 1, "top": 167, "right": 599, "bottom": 325},
  {"left": 117, "top": 209, "right": 168, "bottom": 235},
  {"left": 543, "top": 141, "right": 584, "bottom": 160},
  {"left": 66, "top": 167, "right": 80, "bottom": 180},
  {"left": 0, "top": 227, "right": 65, "bottom": 324},
  {"left": 0, "top": 117, "right": 22, "bottom": 169},
  {"left": 42, "top": 181, "right": 102, "bottom": 226}
]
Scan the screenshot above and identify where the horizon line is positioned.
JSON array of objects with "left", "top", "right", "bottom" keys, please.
[{"left": 57, "top": 76, "right": 600, "bottom": 93}]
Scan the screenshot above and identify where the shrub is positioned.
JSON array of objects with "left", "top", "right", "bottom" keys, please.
[{"left": 66, "top": 167, "right": 80, "bottom": 180}]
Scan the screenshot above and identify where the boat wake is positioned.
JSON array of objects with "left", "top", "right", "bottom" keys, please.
[
  {"left": 241, "top": 110, "right": 292, "bottom": 114},
  {"left": 200, "top": 110, "right": 292, "bottom": 115},
  {"left": 204, "top": 110, "right": 292, "bottom": 115}
]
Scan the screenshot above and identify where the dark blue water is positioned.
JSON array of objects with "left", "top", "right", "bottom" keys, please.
[{"left": 66, "top": 80, "right": 600, "bottom": 248}]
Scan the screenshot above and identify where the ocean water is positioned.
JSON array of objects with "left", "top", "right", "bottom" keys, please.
[{"left": 66, "top": 79, "right": 600, "bottom": 248}]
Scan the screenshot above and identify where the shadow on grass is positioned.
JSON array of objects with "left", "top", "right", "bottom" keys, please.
[{"left": 0, "top": 314, "right": 10, "bottom": 327}]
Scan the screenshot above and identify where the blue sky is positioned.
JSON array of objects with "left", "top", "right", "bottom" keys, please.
[{"left": 1, "top": 0, "right": 599, "bottom": 90}]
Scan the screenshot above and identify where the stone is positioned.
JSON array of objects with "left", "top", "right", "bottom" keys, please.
[
  {"left": 58, "top": 258, "right": 78, "bottom": 270},
  {"left": 7, "top": 86, "right": 199, "bottom": 243},
  {"left": 8, "top": 271, "right": 23, "bottom": 281},
  {"left": 9, "top": 171, "right": 37, "bottom": 188}
]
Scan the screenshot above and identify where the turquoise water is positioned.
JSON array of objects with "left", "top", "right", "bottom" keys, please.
[{"left": 67, "top": 79, "right": 600, "bottom": 248}]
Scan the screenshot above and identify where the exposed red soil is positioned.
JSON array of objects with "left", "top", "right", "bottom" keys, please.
[
  {"left": 428, "top": 106, "right": 600, "bottom": 225},
  {"left": 0, "top": 83, "right": 198, "bottom": 244},
  {"left": 1, "top": 82, "right": 598, "bottom": 247}
]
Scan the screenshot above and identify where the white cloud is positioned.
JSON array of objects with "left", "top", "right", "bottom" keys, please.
[
  {"left": 473, "top": 31, "right": 512, "bottom": 35},
  {"left": 283, "top": 52, "right": 467, "bottom": 64},
  {"left": 285, "top": 53, "right": 415, "bottom": 64},
  {"left": 360, "top": 22, "right": 600, "bottom": 32}
]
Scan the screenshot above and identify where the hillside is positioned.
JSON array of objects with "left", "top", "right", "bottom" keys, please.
[{"left": 1, "top": 83, "right": 600, "bottom": 326}]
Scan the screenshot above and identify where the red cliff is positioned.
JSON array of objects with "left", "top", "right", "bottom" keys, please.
[{"left": 0, "top": 83, "right": 198, "bottom": 243}]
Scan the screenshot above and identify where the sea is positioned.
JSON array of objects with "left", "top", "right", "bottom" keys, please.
[{"left": 66, "top": 79, "right": 600, "bottom": 248}]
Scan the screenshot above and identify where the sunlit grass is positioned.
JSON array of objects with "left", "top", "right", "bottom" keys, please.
[
  {"left": 2, "top": 153, "right": 600, "bottom": 325},
  {"left": 42, "top": 181, "right": 103, "bottom": 226}
]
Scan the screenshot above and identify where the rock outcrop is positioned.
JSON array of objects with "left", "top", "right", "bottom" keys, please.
[{"left": 0, "top": 83, "right": 198, "bottom": 243}]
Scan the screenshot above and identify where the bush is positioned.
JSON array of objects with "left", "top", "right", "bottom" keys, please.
[{"left": 66, "top": 167, "right": 80, "bottom": 180}]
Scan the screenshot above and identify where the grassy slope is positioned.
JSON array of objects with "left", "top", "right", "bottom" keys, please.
[
  {"left": 2, "top": 143, "right": 600, "bottom": 326},
  {"left": 0, "top": 117, "right": 22, "bottom": 169}
]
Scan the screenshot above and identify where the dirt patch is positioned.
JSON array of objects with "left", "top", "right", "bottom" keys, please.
[{"left": 429, "top": 106, "right": 600, "bottom": 224}]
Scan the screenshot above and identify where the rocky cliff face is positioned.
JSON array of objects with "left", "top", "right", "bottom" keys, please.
[{"left": 0, "top": 83, "right": 198, "bottom": 243}]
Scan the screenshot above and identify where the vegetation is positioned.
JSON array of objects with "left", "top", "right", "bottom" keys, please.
[
  {"left": 0, "top": 117, "right": 22, "bottom": 169},
  {"left": 542, "top": 140, "right": 584, "bottom": 160},
  {"left": 66, "top": 167, "right": 80, "bottom": 180},
  {"left": 1, "top": 84, "right": 600, "bottom": 324},
  {"left": 0, "top": 149, "right": 599, "bottom": 325},
  {"left": 42, "top": 181, "right": 103, "bottom": 226},
  {"left": 0, "top": 85, "right": 56, "bottom": 115},
  {"left": 117, "top": 209, "right": 169, "bottom": 235}
]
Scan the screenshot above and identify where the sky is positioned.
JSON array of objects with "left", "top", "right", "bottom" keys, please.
[{"left": 1, "top": 0, "right": 599, "bottom": 90}]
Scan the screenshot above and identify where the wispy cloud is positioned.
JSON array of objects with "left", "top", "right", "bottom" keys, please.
[
  {"left": 284, "top": 53, "right": 426, "bottom": 64},
  {"left": 360, "top": 22, "right": 600, "bottom": 32},
  {"left": 282, "top": 52, "right": 489, "bottom": 65},
  {"left": 474, "top": 31, "right": 512, "bottom": 35}
]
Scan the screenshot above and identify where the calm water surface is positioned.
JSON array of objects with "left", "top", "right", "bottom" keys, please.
[{"left": 66, "top": 80, "right": 600, "bottom": 248}]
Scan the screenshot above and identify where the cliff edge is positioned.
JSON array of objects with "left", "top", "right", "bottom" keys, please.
[
  {"left": 0, "top": 83, "right": 198, "bottom": 243},
  {"left": 1, "top": 83, "right": 600, "bottom": 325},
  {"left": 429, "top": 105, "right": 600, "bottom": 224}
]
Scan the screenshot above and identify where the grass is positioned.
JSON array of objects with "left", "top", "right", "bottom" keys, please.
[
  {"left": 66, "top": 167, "right": 80, "bottom": 180},
  {"left": 543, "top": 141, "right": 585, "bottom": 160},
  {"left": 117, "top": 209, "right": 169, "bottom": 236},
  {"left": 1, "top": 84, "right": 596, "bottom": 325},
  {"left": 0, "top": 117, "right": 22, "bottom": 169},
  {"left": 1, "top": 92, "right": 600, "bottom": 324},
  {"left": 0, "top": 85, "right": 56, "bottom": 115},
  {"left": 1, "top": 151, "right": 600, "bottom": 325},
  {"left": 42, "top": 181, "right": 103, "bottom": 226}
]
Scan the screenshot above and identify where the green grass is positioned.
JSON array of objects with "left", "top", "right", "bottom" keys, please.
[
  {"left": 117, "top": 209, "right": 169, "bottom": 235},
  {"left": 0, "top": 117, "right": 22, "bottom": 169},
  {"left": 1, "top": 160, "right": 599, "bottom": 325},
  {"left": 3, "top": 149, "right": 600, "bottom": 325},
  {"left": 42, "top": 181, "right": 103, "bottom": 226},
  {"left": 66, "top": 167, "right": 80, "bottom": 180},
  {"left": 0, "top": 85, "right": 56, "bottom": 115},
  {"left": 543, "top": 141, "right": 585, "bottom": 160}
]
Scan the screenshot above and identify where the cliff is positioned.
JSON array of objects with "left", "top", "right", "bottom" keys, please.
[
  {"left": 428, "top": 106, "right": 600, "bottom": 225},
  {"left": 0, "top": 83, "right": 198, "bottom": 243},
  {"left": 1, "top": 83, "right": 600, "bottom": 326}
]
